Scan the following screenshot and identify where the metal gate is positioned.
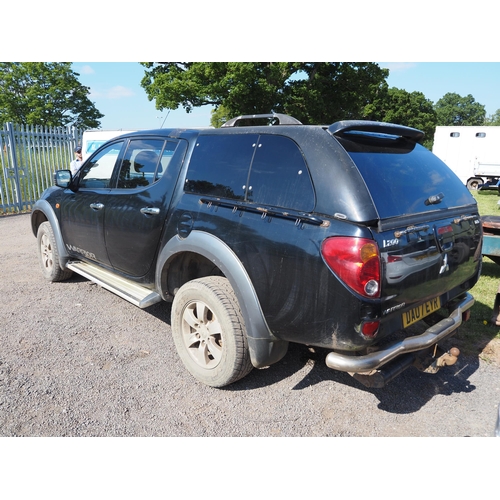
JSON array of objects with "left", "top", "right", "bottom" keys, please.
[{"left": 0, "top": 123, "right": 83, "bottom": 213}]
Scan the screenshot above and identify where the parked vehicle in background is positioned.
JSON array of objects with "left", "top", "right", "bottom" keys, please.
[
  {"left": 81, "top": 130, "right": 136, "bottom": 161},
  {"left": 432, "top": 126, "right": 500, "bottom": 190},
  {"left": 31, "top": 114, "right": 482, "bottom": 389}
]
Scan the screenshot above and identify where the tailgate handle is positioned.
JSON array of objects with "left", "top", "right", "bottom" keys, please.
[
  {"left": 425, "top": 192, "right": 444, "bottom": 206},
  {"left": 394, "top": 225, "right": 430, "bottom": 238}
]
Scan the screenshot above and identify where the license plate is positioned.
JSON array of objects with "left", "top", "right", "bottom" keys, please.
[{"left": 402, "top": 297, "right": 441, "bottom": 328}]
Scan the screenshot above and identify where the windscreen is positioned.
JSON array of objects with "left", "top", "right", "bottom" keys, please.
[{"left": 336, "top": 133, "right": 476, "bottom": 220}]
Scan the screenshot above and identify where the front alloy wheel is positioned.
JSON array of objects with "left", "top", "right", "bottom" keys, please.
[{"left": 37, "top": 221, "right": 72, "bottom": 282}]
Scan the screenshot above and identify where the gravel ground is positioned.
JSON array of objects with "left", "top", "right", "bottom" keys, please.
[{"left": 1, "top": 213, "right": 500, "bottom": 437}]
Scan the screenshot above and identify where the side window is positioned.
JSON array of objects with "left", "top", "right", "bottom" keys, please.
[
  {"left": 79, "top": 141, "right": 124, "bottom": 189},
  {"left": 185, "top": 134, "right": 258, "bottom": 200},
  {"left": 157, "top": 141, "right": 178, "bottom": 179},
  {"left": 117, "top": 139, "right": 165, "bottom": 189},
  {"left": 249, "top": 135, "right": 315, "bottom": 212}
]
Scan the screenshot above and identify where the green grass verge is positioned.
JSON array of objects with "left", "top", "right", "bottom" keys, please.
[{"left": 456, "top": 189, "right": 500, "bottom": 358}]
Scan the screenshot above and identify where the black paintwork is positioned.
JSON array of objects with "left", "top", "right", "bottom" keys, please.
[{"left": 32, "top": 120, "right": 482, "bottom": 361}]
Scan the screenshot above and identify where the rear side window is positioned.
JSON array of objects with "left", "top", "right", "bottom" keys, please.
[
  {"left": 248, "top": 135, "right": 314, "bottom": 211},
  {"left": 186, "top": 133, "right": 315, "bottom": 211},
  {"left": 337, "top": 134, "right": 474, "bottom": 219},
  {"left": 185, "top": 135, "right": 257, "bottom": 200}
]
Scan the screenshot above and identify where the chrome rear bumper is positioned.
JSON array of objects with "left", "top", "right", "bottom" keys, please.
[{"left": 325, "top": 293, "right": 474, "bottom": 373}]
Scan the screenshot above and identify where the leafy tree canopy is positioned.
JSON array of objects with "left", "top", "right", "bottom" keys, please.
[
  {"left": 435, "top": 92, "right": 485, "bottom": 126},
  {"left": 0, "top": 62, "right": 103, "bottom": 129},
  {"left": 364, "top": 87, "right": 437, "bottom": 148},
  {"left": 485, "top": 109, "right": 500, "bottom": 125},
  {"left": 140, "top": 62, "right": 389, "bottom": 126},
  {"left": 210, "top": 105, "right": 232, "bottom": 129}
]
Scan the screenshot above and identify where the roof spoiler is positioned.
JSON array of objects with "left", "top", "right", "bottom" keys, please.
[
  {"left": 222, "top": 113, "right": 302, "bottom": 127},
  {"left": 328, "top": 120, "right": 424, "bottom": 142}
]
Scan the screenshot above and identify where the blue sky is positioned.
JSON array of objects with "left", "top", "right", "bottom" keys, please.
[
  {"left": 73, "top": 62, "right": 500, "bottom": 130},
  {"left": 72, "top": 63, "right": 213, "bottom": 130},
  {"left": 8, "top": 3, "right": 500, "bottom": 129}
]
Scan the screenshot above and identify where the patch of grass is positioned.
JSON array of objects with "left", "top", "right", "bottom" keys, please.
[
  {"left": 455, "top": 189, "right": 500, "bottom": 357},
  {"left": 472, "top": 188, "right": 500, "bottom": 214}
]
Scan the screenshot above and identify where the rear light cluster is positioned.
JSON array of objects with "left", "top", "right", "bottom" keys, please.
[
  {"left": 321, "top": 236, "right": 381, "bottom": 298},
  {"left": 321, "top": 236, "right": 381, "bottom": 337}
]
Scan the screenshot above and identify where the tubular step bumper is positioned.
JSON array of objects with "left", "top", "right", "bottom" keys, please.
[
  {"left": 325, "top": 293, "right": 474, "bottom": 373},
  {"left": 66, "top": 261, "right": 161, "bottom": 309}
]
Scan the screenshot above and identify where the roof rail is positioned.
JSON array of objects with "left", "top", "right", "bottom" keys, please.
[
  {"left": 328, "top": 120, "right": 424, "bottom": 142},
  {"left": 222, "top": 113, "right": 302, "bottom": 127}
]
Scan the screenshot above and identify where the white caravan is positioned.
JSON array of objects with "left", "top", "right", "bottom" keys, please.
[{"left": 432, "top": 126, "right": 500, "bottom": 190}]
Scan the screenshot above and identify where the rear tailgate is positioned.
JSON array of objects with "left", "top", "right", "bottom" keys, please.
[
  {"left": 334, "top": 127, "right": 482, "bottom": 328},
  {"left": 375, "top": 211, "right": 482, "bottom": 328}
]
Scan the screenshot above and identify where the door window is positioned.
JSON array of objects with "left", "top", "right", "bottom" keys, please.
[
  {"left": 158, "top": 141, "right": 178, "bottom": 179},
  {"left": 117, "top": 139, "right": 166, "bottom": 189},
  {"left": 79, "top": 141, "right": 123, "bottom": 189}
]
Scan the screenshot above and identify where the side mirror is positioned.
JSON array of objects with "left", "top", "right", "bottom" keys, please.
[{"left": 53, "top": 170, "right": 72, "bottom": 188}]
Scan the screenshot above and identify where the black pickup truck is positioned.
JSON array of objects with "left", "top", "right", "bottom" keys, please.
[{"left": 31, "top": 114, "right": 482, "bottom": 388}]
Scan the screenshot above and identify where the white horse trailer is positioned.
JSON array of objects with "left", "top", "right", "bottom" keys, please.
[{"left": 432, "top": 126, "right": 500, "bottom": 190}]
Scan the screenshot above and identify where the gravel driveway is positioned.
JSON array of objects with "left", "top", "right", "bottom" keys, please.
[{"left": 1, "top": 213, "right": 499, "bottom": 437}]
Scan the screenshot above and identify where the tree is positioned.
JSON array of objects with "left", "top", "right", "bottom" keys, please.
[
  {"left": 0, "top": 62, "right": 103, "bottom": 129},
  {"left": 140, "top": 62, "right": 389, "bottom": 126},
  {"left": 434, "top": 92, "right": 485, "bottom": 126},
  {"left": 210, "top": 105, "right": 232, "bottom": 128},
  {"left": 485, "top": 109, "right": 500, "bottom": 125},
  {"left": 364, "top": 87, "right": 437, "bottom": 148}
]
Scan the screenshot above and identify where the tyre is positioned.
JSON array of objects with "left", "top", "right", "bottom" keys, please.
[
  {"left": 37, "top": 221, "right": 73, "bottom": 282},
  {"left": 467, "top": 178, "right": 482, "bottom": 190},
  {"left": 171, "top": 276, "right": 253, "bottom": 387}
]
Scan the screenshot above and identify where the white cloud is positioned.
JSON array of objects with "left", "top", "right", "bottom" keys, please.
[
  {"left": 106, "top": 86, "right": 135, "bottom": 99},
  {"left": 79, "top": 65, "right": 95, "bottom": 75},
  {"left": 88, "top": 88, "right": 102, "bottom": 99},
  {"left": 379, "top": 62, "right": 417, "bottom": 73}
]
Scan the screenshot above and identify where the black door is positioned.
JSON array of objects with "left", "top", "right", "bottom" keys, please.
[
  {"left": 59, "top": 140, "right": 125, "bottom": 266},
  {"left": 103, "top": 138, "right": 184, "bottom": 277}
]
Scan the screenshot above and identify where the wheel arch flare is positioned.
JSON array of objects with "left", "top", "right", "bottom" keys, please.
[{"left": 156, "top": 230, "right": 289, "bottom": 368}]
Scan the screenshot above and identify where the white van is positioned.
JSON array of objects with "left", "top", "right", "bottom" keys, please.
[{"left": 81, "top": 130, "right": 136, "bottom": 161}]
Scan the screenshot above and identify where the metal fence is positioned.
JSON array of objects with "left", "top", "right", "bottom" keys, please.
[{"left": 0, "top": 123, "right": 83, "bottom": 213}]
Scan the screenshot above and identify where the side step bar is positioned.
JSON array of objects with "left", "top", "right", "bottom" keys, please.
[{"left": 66, "top": 261, "right": 161, "bottom": 309}]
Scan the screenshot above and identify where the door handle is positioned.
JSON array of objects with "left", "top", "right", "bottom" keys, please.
[
  {"left": 140, "top": 207, "right": 160, "bottom": 215},
  {"left": 89, "top": 203, "right": 104, "bottom": 210}
]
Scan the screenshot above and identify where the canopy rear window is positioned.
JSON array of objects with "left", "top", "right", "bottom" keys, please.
[{"left": 336, "top": 133, "right": 475, "bottom": 220}]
